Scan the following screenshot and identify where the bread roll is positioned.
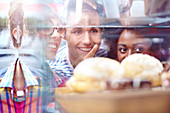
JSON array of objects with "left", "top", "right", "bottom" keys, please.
[
  {"left": 66, "top": 57, "right": 124, "bottom": 92},
  {"left": 121, "top": 54, "right": 163, "bottom": 87}
]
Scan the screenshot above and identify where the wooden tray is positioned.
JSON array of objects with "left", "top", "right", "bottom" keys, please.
[{"left": 55, "top": 88, "right": 170, "bottom": 113}]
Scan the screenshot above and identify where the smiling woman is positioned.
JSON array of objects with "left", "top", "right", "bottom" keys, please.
[
  {"left": 35, "top": 3, "right": 64, "bottom": 60},
  {"left": 45, "top": 17, "right": 62, "bottom": 60}
]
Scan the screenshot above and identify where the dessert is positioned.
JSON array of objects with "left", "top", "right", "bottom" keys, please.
[
  {"left": 121, "top": 54, "right": 164, "bottom": 87},
  {"left": 66, "top": 57, "right": 124, "bottom": 92},
  {"left": 66, "top": 54, "right": 164, "bottom": 92}
]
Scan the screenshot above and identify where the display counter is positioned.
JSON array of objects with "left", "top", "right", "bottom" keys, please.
[{"left": 55, "top": 88, "right": 170, "bottom": 113}]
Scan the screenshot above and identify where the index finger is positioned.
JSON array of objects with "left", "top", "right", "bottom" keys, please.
[
  {"left": 84, "top": 44, "right": 99, "bottom": 59},
  {"left": 72, "top": 44, "right": 99, "bottom": 68}
]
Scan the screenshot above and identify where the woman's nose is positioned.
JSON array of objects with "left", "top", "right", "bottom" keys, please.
[
  {"left": 51, "top": 29, "right": 60, "bottom": 37},
  {"left": 125, "top": 49, "right": 133, "bottom": 57}
]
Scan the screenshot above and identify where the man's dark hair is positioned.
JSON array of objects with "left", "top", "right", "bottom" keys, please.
[{"left": 66, "top": 0, "right": 105, "bottom": 20}]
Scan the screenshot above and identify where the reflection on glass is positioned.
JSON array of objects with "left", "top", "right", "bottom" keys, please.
[
  {"left": 0, "top": 0, "right": 169, "bottom": 112},
  {"left": 0, "top": 1, "right": 59, "bottom": 112}
]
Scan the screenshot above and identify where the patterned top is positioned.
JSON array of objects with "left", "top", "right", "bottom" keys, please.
[
  {"left": 0, "top": 58, "right": 59, "bottom": 113},
  {"left": 0, "top": 79, "right": 48, "bottom": 113},
  {"left": 49, "top": 45, "right": 108, "bottom": 86},
  {"left": 0, "top": 58, "right": 38, "bottom": 88}
]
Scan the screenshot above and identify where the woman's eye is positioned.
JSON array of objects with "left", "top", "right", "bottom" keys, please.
[
  {"left": 119, "top": 48, "right": 127, "bottom": 54},
  {"left": 41, "top": 28, "right": 53, "bottom": 36},
  {"left": 134, "top": 47, "right": 144, "bottom": 53}
]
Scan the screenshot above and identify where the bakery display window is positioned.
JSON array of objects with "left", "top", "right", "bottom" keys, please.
[
  {"left": 0, "top": 0, "right": 169, "bottom": 113},
  {"left": 53, "top": 0, "right": 170, "bottom": 113}
]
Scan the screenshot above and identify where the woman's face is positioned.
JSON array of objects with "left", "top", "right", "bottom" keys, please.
[
  {"left": 117, "top": 30, "right": 151, "bottom": 62},
  {"left": 46, "top": 18, "right": 62, "bottom": 60}
]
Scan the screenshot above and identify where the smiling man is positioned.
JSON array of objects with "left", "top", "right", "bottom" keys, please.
[{"left": 49, "top": 0, "right": 107, "bottom": 86}]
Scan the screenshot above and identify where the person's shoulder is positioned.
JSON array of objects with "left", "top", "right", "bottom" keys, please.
[
  {"left": 51, "top": 46, "right": 67, "bottom": 61},
  {"left": 95, "top": 48, "right": 108, "bottom": 57},
  {"left": 49, "top": 46, "right": 68, "bottom": 66},
  {"left": 56, "top": 45, "right": 67, "bottom": 54},
  {"left": 0, "top": 67, "right": 8, "bottom": 78}
]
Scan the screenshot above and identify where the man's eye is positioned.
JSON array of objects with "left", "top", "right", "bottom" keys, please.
[
  {"left": 119, "top": 48, "right": 127, "bottom": 54},
  {"left": 73, "top": 30, "right": 82, "bottom": 34},
  {"left": 91, "top": 29, "right": 98, "bottom": 33},
  {"left": 134, "top": 47, "right": 144, "bottom": 53}
]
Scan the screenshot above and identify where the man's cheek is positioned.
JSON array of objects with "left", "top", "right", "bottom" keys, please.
[
  {"left": 97, "top": 37, "right": 102, "bottom": 43},
  {"left": 96, "top": 41, "right": 101, "bottom": 46},
  {"left": 93, "top": 38, "right": 101, "bottom": 44}
]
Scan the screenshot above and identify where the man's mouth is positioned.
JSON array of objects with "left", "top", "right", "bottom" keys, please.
[{"left": 78, "top": 47, "right": 92, "bottom": 52}]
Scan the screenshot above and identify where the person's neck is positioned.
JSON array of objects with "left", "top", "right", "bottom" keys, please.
[
  {"left": 65, "top": 49, "right": 75, "bottom": 69},
  {"left": 68, "top": 53, "right": 76, "bottom": 68},
  {"left": 68, "top": 53, "right": 84, "bottom": 68}
]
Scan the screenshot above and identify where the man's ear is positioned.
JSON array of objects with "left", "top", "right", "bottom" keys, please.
[{"left": 12, "top": 28, "right": 22, "bottom": 40}]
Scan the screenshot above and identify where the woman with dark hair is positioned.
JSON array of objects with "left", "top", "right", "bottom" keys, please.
[{"left": 117, "top": 29, "right": 152, "bottom": 62}]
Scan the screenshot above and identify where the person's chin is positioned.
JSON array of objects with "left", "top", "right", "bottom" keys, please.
[{"left": 46, "top": 51, "right": 56, "bottom": 60}]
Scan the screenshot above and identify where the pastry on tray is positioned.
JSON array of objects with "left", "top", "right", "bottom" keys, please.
[
  {"left": 66, "top": 57, "right": 124, "bottom": 93},
  {"left": 65, "top": 54, "right": 164, "bottom": 93},
  {"left": 120, "top": 54, "right": 164, "bottom": 88}
]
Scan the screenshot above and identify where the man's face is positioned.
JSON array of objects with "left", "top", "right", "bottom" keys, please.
[
  {"left": 65, "top": 10, "right": 101, "bottom": 63},
  {"left": 117, "top": 30, "right": 151, "bottom": 62}
]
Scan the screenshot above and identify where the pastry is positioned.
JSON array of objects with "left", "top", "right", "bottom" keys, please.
[
  {"left": 121, "top": 54, "right": 164, "bottom": 87},
  {"left": 66, "top": 57, "right": 124, "bottom": 92}
]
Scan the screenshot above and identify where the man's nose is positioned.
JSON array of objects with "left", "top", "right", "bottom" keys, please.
[{"left": 82, "top": 32, "right": 91, "bottom": 45}]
